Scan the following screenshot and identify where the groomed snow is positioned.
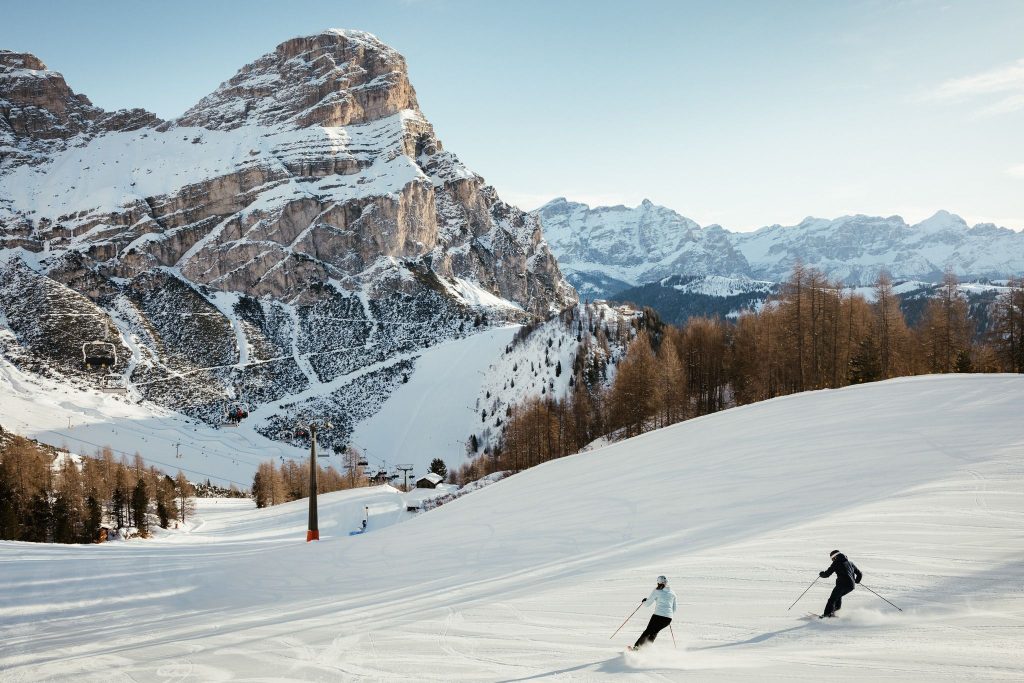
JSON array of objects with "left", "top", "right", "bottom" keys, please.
[
  {"left": 350, "top": 326, "right": 519, "bottom": 477},
  {"left": 1, "top": 374, "right": 1023, "bottom": 681}
]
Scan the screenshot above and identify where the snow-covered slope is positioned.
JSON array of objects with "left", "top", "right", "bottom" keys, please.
[
  {"left": 1, "top": 326, "right": 544, "bottom": 485},
  {"left": 2, "top": 374, "right": 1022, "bottom": 680},
  {"left": 350, "top": 326, "right": 519, "bottom": 477},
  {"left": 537, "top": 199, "right": 1024, "bottom": 297}
]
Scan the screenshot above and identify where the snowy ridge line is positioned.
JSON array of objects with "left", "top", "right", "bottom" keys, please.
[{"left": 2, "top": 417, "right": 250, "bottom": 488}]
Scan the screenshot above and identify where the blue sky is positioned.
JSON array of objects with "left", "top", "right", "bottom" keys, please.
[{"left": 2, "top": 0, "right": 1022, "bottom": 231}]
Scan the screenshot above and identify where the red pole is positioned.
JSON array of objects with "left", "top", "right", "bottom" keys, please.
[{"left": 306, "top": 424, "right": 319, "bottom": 542}]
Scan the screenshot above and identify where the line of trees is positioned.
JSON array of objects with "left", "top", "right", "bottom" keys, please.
[
  {"left": 251, "top": 452, "right": 455, "bottom": 508},
  {"left": 0, "top": 431, "right": 196, "bottom": 543},
  {"left": 458, "top": 269, "right": 1024, "bottom": 482},
  {"left": 251, "top": 449, "right": 364, "bottom": 508}
]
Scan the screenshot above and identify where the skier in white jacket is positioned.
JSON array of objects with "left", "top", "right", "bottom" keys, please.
[{"left": 629, "top": 575, "right": 677, "bottom": 650}]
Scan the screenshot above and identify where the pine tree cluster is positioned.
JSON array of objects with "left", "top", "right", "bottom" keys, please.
[
  {"left": 457, "top": 270, "right": 1024, "bottom": 482},
  {"left": 0, "top": 431, "right": 192, "bottom": 543}
]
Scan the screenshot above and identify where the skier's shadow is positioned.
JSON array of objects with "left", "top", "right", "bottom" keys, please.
[
  {"left": 497, "top": 657, "right": 627, "bottom": 681},
  {"left": 498, "top": 624, "right": 813, "bottom": 680},
  {"left": 692, "top": 622, "right": 809, "bottom": 650}
]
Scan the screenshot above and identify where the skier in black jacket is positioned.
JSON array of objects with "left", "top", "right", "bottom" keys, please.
[{"left": 819, "top": 549, "right": 862, "bottom": 618}]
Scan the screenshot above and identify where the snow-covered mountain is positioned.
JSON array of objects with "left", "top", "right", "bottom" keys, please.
[
  {"left": 537, "top": 198, "right": 747, "bottom": 299},
  {"left": 0, "top": 31, "right": 576, "bottom": 458},
  {"left": 536, "top": 198, "right": 1024, "bottom": 298}
]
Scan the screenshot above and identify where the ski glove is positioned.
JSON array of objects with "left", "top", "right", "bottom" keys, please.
[
  {"left": 642, "top": 598, "right": 647, "bottom": 602},
  {"left": 819, "top": 571, "right": 828, "bottom": 578}
]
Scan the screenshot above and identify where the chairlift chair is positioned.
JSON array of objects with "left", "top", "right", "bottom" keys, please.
[
  {"left": 223, "top": 401, "right": 249, "bottom": 427},
  {"left": 82, "top": 341, "right": 117, "bottom": 370}
]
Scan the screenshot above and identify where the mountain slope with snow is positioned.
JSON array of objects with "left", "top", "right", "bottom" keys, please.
[
  {"left": 2, "top": 374, "right": 1022, "bottom": 681},
  {"left": 0, "top": 32, "right": 576, "bottom": 459},
  {"left": 536, "top": 198, "right": 1024, "bottom": 297}
]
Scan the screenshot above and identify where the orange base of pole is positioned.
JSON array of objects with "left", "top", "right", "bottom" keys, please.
[{"left": 306, "top": 530, "right": 319, "bottom": 542}]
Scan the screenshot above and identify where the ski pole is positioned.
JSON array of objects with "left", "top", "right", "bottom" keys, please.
[
  {"left": 610, "top": 601, "right": 645, "bottom": 639},
  {"left": 787, "top": 576, "right": 819, "bottom": 611},
  {"left": 669, "top": 624, "right": 676, "bottom": 649},
  {"left": 860, "top": 584, "right": 903, "bottom": 612}
]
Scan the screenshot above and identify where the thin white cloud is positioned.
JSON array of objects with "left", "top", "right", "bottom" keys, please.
[{"left": 927, "top": 58, "right": 1024, "bottom": 115}]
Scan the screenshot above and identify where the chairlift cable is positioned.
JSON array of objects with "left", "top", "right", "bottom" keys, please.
[{"left": 7, "top": 418, "right": 248, "bottom": 488}]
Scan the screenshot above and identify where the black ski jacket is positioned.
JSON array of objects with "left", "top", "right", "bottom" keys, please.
[{"left": 821, "top": 553, "right": 862, "bottom": 587}]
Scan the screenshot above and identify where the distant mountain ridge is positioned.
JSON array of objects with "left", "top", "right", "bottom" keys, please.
[{"left": 536, "top": 198, "right": 1024, "bottom": 298}]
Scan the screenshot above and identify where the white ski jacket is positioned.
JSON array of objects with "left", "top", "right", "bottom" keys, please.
[{"left": 645, "top": 586, "right": 677, "bottom": 618}]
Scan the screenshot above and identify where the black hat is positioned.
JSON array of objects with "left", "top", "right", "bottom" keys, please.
[{"left": 830, "top": 549, "right": 841, "bottom": 557}]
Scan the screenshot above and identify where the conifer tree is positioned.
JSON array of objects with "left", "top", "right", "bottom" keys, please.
[
  {"left": 429, "top": 458, "right": 448, "bottom": 480},
  {"left": 111, "top": 473, "right": 128, "bottom": 530},
  {"left": 607, "top": 329, "right": 657, "bottom": 437},
  {"left": 919, "top": 268, "right": 972, "bottom": 373},
  {"left": 252, "top": 470, "right": 267, "bottom": 508},
  {"left": 25, "top": 494, "right": 51, "bottom": 543},
  {"left": 175, "top": 471, "right": 194, "bottom": 523},
  {"left": 994, "top": 277, "right": 1024, "bottom": 372},
  {"left": 131, "top": 479, "right": 149, "bottom": 535},
  {"left": 0, "top": 458, "right": 19, "bottom": 540},
  {"left": 84, "top": 494, "right": 102, "bottom": 542}
]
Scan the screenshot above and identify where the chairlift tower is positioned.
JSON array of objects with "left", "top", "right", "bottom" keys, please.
[
  {"left": 296, "top": 419, "right": 332, "bottom": 542},
  {"left": 396, "top": 464, "right": 414, "bottom": 492}
]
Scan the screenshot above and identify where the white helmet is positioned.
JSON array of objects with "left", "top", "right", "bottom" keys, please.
[{"left": 657, "top": 575, "right": 668, "bottom": 584}]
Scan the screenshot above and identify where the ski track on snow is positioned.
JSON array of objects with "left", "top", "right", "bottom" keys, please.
[{"left": 1, "top": 375, "right": 1023, "bottom": 681}]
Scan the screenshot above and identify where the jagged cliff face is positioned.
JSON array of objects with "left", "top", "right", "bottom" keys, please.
[
  {"left": 0, "top": 31, "right": 576, "bottom": 452},
  {"left": 537, "top": 198, "right": 1024, "bottom": 298}
]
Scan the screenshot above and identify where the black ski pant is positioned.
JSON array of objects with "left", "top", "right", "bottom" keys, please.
[
  {"left": 634, "top": 614, "right": 672, "bottom": 649},
  {"left": 824, "top": 581, "right": 855, "bottom": 616}
]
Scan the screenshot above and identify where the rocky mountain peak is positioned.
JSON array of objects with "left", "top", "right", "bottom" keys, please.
[
  {"left": 0, "top": 50, "right": 101, "bottom": 140},
  {"left": 0, "top": 50, "right": 47, "bottom": 71},
  {"left": 0, "top": 29, "right": 575, "bottom": 452},
  {"left": 176, "top": 29, "right": 418, "bottom": 131},
  {"left": 914, "top": 209, "right": 968, "bottom": 234}
]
